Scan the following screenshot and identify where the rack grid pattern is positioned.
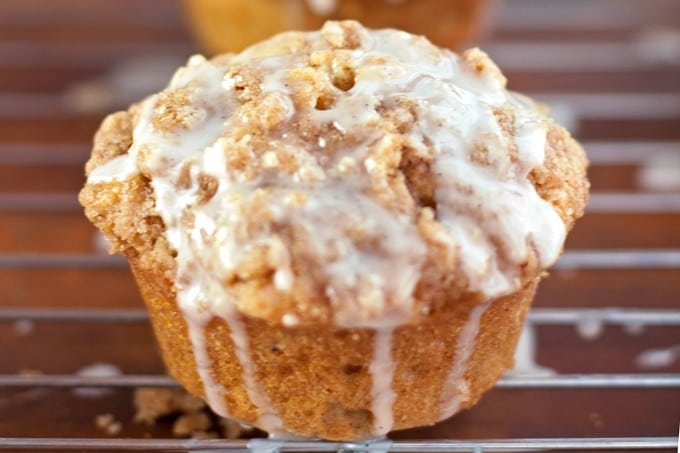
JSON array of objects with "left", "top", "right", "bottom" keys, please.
[{"left": 0, "top": 0, "right": 679, "bottom": 451}]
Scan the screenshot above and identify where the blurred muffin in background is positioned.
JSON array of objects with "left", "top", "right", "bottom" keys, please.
[{"left": 184, "top": 0, "right": 489, "bottom": 53}]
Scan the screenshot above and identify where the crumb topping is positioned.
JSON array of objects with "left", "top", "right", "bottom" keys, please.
[{"left": 81, "top": 21, "right": 588, "bottom": 327}]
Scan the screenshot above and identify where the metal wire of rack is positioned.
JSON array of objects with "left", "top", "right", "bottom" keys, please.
[
  {"left": 0, "top": 436, "right": 677, "bottom": 452},
  {"left": 0, "top": 0, "right": 679, "bottom": 451}
]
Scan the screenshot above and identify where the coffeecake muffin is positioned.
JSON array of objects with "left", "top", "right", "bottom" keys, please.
[
  {"left": 184, "top": 0, "right": 488, "bottom": 53},
  {"left": 80, "top": 21, "right": 588, "bottom": 440}
]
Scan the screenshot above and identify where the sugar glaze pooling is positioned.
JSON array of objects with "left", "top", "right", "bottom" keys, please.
[{"left": 88, "top": 22, "right": 565, "bottom": 436}]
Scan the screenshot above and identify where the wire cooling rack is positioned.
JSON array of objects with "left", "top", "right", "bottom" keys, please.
[
  {"left": 0, "top": 0, "right": 679, "bottom": 451},
  {"left": 0, "top": 305, "right": 679, "bottom": 451}
]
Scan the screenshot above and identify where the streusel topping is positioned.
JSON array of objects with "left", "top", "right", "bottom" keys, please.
[{"left": 86, "top": 21, "right": 571, "bottom": 327}]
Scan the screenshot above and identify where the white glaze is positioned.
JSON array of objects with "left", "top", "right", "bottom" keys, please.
[
  {"left": 439, "top": 302, "right": 490, "bottom": 420},
  {"left": 216, "top": 304, "right": 283, "bottom": 432},
  {"left": 369, "top": 328, "right": 396, "bottom": 436},
  {"left": 87, "top": 22, "right": 568, "bottom": 434},
  {"left": 179, "top": 301, "right": 230, "bottom": 418}
]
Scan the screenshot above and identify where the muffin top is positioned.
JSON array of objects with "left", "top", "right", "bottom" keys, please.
[{"left": 81, "top": 21, "right": 588, "bottom": 328}]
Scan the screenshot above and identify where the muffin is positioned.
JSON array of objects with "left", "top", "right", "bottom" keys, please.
[
  {"left": 184, "top": 0, "right": 488, "bottom": 53},
  {"left": 79, "top": 21, "right": 589, "bottom": 440}
]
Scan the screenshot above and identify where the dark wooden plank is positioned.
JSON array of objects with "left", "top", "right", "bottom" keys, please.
[
  {"left": 399, "top": 388, "right": 680, "bottom": 439},
  {"left": 0, "top": 269, "right": 144, "bottom": 309},
  {"left": 579, "top": 119, "right": 680, "bottom": 141},
  {"left": 566, "top": 214, "right": 680, "bottom": 249},
  {"left": 0, "top": 67, "right": 104, "bottom": 93},
  {"left": 0, "top": 117, "right": 101, "bottom": 143},
  {"left": 536, "top": 269, "right": 680, "bottom": 310},
  {"left": 0, "top": 166, "right": 85, "bottom": 192},
  {"left": 506, "top": 70, "right": 680, "bottom": 94},
  {"left": 0, "top": 323, "right": 162, "bottom": 374},
  {"left": 0, "top": 213, "right": 94, "bottom": 254}
]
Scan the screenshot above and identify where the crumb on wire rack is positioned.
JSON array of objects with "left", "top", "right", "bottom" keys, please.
[
  {"left": 95, "top": 413, "right": 123, "bottom": 436},
  {"left": 133, "top": 387, "right": 251, "bottom": 438}
]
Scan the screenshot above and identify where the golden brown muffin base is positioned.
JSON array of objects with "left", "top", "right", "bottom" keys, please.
[{"left": 132, "top": 256, "right": 536, "bottom": 440}]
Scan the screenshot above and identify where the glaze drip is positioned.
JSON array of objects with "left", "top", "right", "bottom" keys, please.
[
  {"left": 369, "top": 328, "right": 396, "bottom": 436},
  {"left": 439, "top": 301, "right": 490, "bottom": 419}
]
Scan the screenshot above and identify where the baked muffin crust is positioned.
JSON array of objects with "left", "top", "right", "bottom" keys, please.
[{"left": 79, "top": 21, "right": 588, "bottom": 439}]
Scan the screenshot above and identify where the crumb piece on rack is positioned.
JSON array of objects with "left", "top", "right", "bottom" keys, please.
[
  {"left": 191, "top": 431, "right": 220, "bottom": 439},
  {"left": 172, "top": 412, "right": 212, "bottom": 437},
  {"left": 220, "top": 417, "right": 250, "bottom": 438},
  {"left": 133, "top": 387, "right": 250, "bottom": 439},
  {"left": 95, "top": 413, "right": 123, "bottom": 435},
  {"left": 133, "top": 387, "right": 206, "bottom": 425},
  {"left": 173, "top": 388, "right": 208, "bottom": 413},
  {"left": 133, "top": 388, "right": 183, "bottom": 424}
]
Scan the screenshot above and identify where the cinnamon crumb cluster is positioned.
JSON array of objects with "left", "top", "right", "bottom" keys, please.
[{"left": 133, "top": 388, "right": 250, "bottom": 438}]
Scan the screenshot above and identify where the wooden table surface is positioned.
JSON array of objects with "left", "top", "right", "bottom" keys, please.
[{"left": 0, "top": 0, "right": 678, "bottom": 452}]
